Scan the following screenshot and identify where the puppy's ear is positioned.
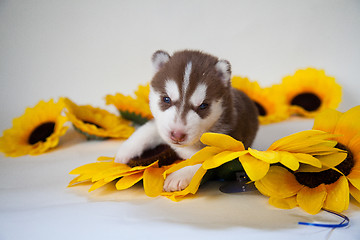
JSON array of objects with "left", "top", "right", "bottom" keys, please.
[
  {"left": 215, "top": 59, "right": 232, "bottom": 86},
  {"left": 152, "top": 50, "right": 170, "bottom": 72}
]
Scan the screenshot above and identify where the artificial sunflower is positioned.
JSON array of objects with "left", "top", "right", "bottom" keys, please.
[
  {"left": 105, "top": 83, "right": 153, "bottom": 125},
  {"left": 280, "top": 68, "right": 342, "bottom": 117},
  {"left": 69, "top": 157, "right": 160, "bottom": 196},
  {"left": 255, "top": 106, "right": 360, "bottom": 215},
  {"left": 0, "top": 99, "right": 68, "bottom": 157},
  {"left": 197, "top": 130, "right": 344, "bottom": 180},
  {"left": 255, "top": 166, "right": 349, "bottom": 215},
  {"left": 161, "top": 130, "right": 345, "bottom": 201},
  {"left": 69, "top": 144, "right": 181, "bottom": 197},
  {"left": 231, "top": 76, "right": 289, "bottom": 124},
  {"left": 313, "top": 106, "right": 360, "bottom": 206},
  {"left": 134, "top": 83, "right": 150, "bottom": 104},
  {"left": 64, "top": 98, "right": 135, "bottom": 140}
]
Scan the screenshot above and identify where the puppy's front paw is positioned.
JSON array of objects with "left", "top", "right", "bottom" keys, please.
[
  {"left": 115, "top": 144, "right": 141, "bottom": 164},
  {"left": 114, "top": 151, "right": 132, "bottom": 164},
  {"left": 163, "top": 165, "right": 199, "bottom": 192}
]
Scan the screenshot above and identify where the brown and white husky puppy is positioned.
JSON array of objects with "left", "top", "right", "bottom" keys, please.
[{"left": 115, "top": 50, "right": 259, "bottom": 192}]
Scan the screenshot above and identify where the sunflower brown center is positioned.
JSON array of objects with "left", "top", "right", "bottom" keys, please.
[
  {"left": 28, "top": 122, "right": 56, "bottom": 145},
  {"left": 290, "top": 92, "right": 321, "bottom": 111},
  {"left": 334, "top": 143, "right": 354, "bottom": 176},
  {"left": 254, "top": 101, "right": 267, "bottom": 116},
  {"left": 83, "top": 120, "right": 103, "bottom": 129},
  {"left": 294, "top": 143, "right": 354, "bottom": 188}
]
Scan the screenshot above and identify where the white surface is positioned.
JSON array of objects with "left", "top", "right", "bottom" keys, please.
[{"left": 0, "top": 0, "right": 360, "bottom": 239}]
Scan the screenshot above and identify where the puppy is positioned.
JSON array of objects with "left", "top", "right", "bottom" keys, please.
[{"left": 115, "top": 50, "right": 259, "bottom": 192}]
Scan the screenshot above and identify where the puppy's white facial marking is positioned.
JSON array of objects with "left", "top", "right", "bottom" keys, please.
[
  {"left": 149, "top": 88, "right": 178, "bottom": 143},
  {"left": 182, "top": 62, "right": 192, "bottom": 95},
  {"left": 190, "top": 83, "right": 207, "bottom": 107},
  {"left": 183, "top": 99, "right": 223, "bottom": 146},
  {"left": 179, "top": 62, "right": 192, "bottom": 113},
  {"left": 165, "top": 80, "right": 180, "bottom": 102}
]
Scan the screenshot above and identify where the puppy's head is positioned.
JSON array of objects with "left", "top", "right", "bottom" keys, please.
[{"left": 149, "top": 50, "right": 231, "bottom": 147}]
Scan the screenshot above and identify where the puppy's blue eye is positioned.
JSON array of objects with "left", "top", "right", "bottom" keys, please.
[
  {"left": 163, "top": 96, "right": 171, "bottom": 103},
  {"left": 199, "top": 103, "right": 208, "bottom": 110}
]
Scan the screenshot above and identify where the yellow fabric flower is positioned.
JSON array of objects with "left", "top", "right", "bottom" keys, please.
[
  {"left": 134, "top": 83, "right": 150, "bottom": 104},
  {"left": 64, "top": 98, "right": 134, "bottom": 140},
  {"left": 199, "top": 131, "right": 342, "bottom": 179},
  {"left": 161, "top": 130, "right": 344, "bottom": 201},
  {"left": 313, "top": 106, "right": 360, "bottom": 204},
  {"left": 69, "top": 156, "right": 177, "bottom": 197},
  {"left": 255, "top": 106, "right": 360, "bottom": 215},
  {"left": 105, "top": 83, "right": 153, "bottom": 125},
  {"left": 281, "top": 68, "right": 342, "bottom": 117},
  {"left": 0, "top": 99, "right": 68, "bottom": 157},
  {"left": 255, "top": 166, "right": 349, "bottom": 215},
  {"left": 232, "top": 76, "right": 289, "bottom": 124}
]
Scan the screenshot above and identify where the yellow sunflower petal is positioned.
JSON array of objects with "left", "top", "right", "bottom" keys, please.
[
  {"left": 78, "top": 174, "right": 97, "bottom": 182},
  {"left": 313, "top": 108, "right": 342, "bottom": 133},
  {"left": 89, "top": 179, "right": 109, "bottom": 192},
  {"left": 163, "top": 160, "right": 191, "bottom": 177},
  {"left": 293, "top": 153, "right": 322, "bottom": 168},
  {"left": 161, "top": 189, "right": 191, "bottom": 202},
  {"left": 239, "top": 154, "right": 270, "bottom": 181},
  {"left": 143, "top": 167, "right": 166, "bottom": 197},
  {"left": 269, "top": 130, "right": 338, "bottom": 153},
  {"left": 349, "top": 183, "right": 360, "bottom": 203},
  {"left": 334, "top": 106, "right": 360, "bottom": 145},
  {"left": 268, "top": 130, "right": 321, "bottom": 150},
  {"left": 68, "top": 176, "right": 82, "bottom": 186},
  {"left": 134, "top": 83, "right": 150, "bottom": 103},
  {"left": 187, "top": 167, "right": 208, "bottom": 194},
  {"left": 297, "top": 165, "right": 331, "bottom": 173},
  {"left": 128, "top": 161, "right": 159, "bottom": 171},
  {"left": 347, "top": 173, "right": 360, "bottom": 191},
  {"left": 347, "top": 136, "right": 360, "bottom": 187},
  {"left": 323, "top": 176, "right": 349, "bottom": 213},
  {"left": 202, "top": 151, "right": 247, "bottom": 170},
  {"left": 115, "top": 172, "right": 144, "bottom": 190},
  {"left": 269, "top": 196, "right": 297, "bottom": 209},
  {"left": 200, "top": 132, "right": 245, "bottom": 151},
  {"left": 69, "top": 162, "right": 115, "bottom": 175},
  {"left": 92, "top": 164, "right": 132, "bottom": 181},
  {"left": 186, "top": 146, "right": 222, "bottom": 168},
  {"left": 97, "top": 156, "right": 115, "bottom": 161},
  {"left": 105, "top": 93, "right": 153, "bottom": 121},
  {"left": 316, "top": 152, "right": 347, "bottom": 168},
  {"left": 254, "top": 180, "right": 270, "bottom": 197},
  {"left": 103, "top": 175, "right": 123, "bottom": 183},
  {"left": 278, "top": 151, "right": 300, "bottom": 171},
  {"left": 255, "top": 166, "right": 303, "bottom": 198},
  {"left": 296, "top": 184, "right": 327, "bottom": 215},
  {"left": 294, "top": 142, "right": 340, "bottom": 155},
  {"left": 247, "top": 148, "right": 278, "bottom": 163}
]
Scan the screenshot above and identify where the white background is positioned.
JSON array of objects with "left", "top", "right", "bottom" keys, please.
[{"left": 0, "top": 1, "right": 359, "bottom": 239}]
